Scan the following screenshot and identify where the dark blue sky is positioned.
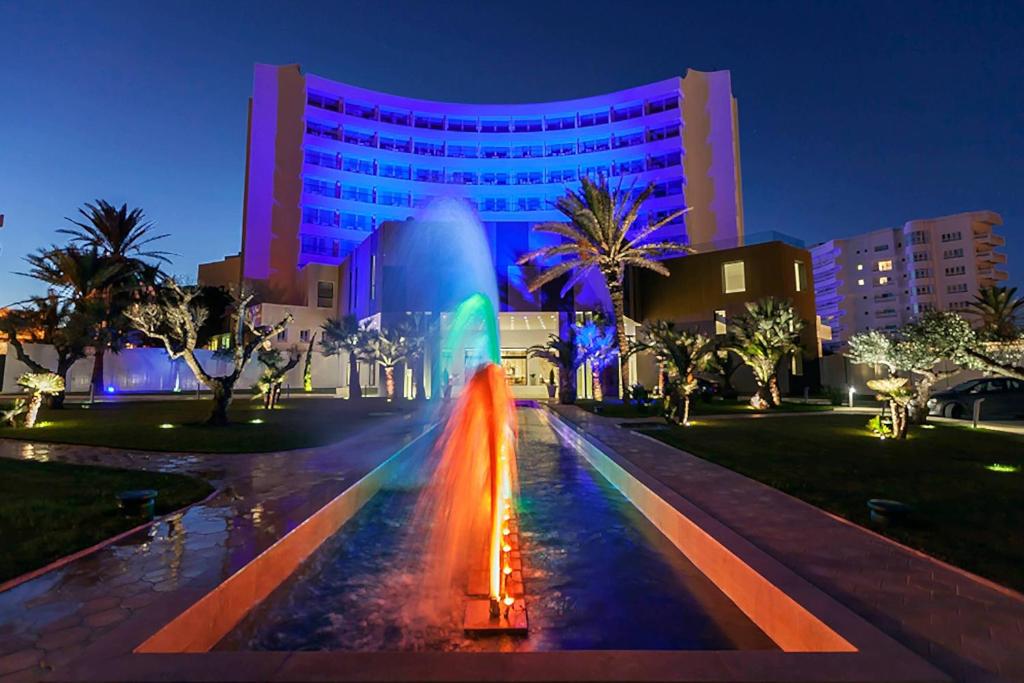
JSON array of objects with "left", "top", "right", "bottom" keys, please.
[{"left": 1, "top": 0, "right": 1021, "bottom": 304}]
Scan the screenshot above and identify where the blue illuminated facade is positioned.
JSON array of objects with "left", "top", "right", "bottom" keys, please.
[{"left": 239, "top": 64, "right": 744, "bottom": 308}]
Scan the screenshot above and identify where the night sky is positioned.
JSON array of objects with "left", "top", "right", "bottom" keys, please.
[{"left": 1, "top": 0, "right": 1021, "bottom": 305}]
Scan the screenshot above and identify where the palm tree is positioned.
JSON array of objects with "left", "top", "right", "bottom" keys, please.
[
  {"left": 518, "top": 176, "right": 691, "bottom": 398},
  {"left": 398, "top": 313, "right": 435, "bottom": 400},
  {"left": 364, "top": 326, "right": 410, "bottom": 401},
  {"left": 527, "top": 324, "right": 581, "bottom": 404},
  {"left": 16, "top": 372, "right": 65, "bottom": 428},
  {"left": 726, "top": 298, "right": 805, "bottom": 409},
  {"left": 636, "top": 320, "right": 716, "bottom": 425},
  {"left": 320, "top": 315, "right": 372, "bottom": 400},
  {"left": 575, "top": 316, "right": 618, "bottom": 402},
  {"left": 58, "top": 200, "right": 170, "bottom": 263},
  {"left": 968, "top": 285, "right": 1024, "bottom": 340},
  {"left": 866, "top": 377, "right": 913, "bottom": 439}
]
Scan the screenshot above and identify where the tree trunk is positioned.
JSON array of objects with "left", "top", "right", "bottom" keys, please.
[
  {"left": 208, "top": 381, "right": 233, "bottom": 425},
  {"left": 750, "top": 384, "right": 771, "bottom": 409},
  {"left": 414, "top": 356, "right": 426, "bottom": 400},
  {"left": 683, "top": 394, "right": 691, "bottom": 425},
  {"left": 605, "top": 271, "right": 629, "bottom": 400},
  {"left": 90, "top": 346, "right": 106, "bottom": 396},
  {"left": 558, "top": 367, "right": 577, "bottom": 405},
  {"left": 348, "top": 353, "right": 362, "bottom": 400},
  {"left": 24, "top": 394, "right": 43, "bottom": 428},
  {"left": 908, "top": 376, "right": 934, "bottom": 424},
  {"left": 591, "top": 366, "right": 603, "bottom": 402},
  {"left": 768, "top": 375, "right": 782, "bottom": 407},
  {"left": 385, "top": 366, "right": 395, "bottom": 402}
]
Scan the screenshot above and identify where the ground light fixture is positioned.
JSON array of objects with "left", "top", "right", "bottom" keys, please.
[
  {"left": 250, "top": 418, "right": 265, "bottom": 424},
  {"left": 848, "top": 386, "right": 856, "bottom": 408},
  {"left": 985, "top": 463, "right": 1020, "bottom": 473},
  {"left": 158, "top": 423, "right": 174, "bottom": 429}
]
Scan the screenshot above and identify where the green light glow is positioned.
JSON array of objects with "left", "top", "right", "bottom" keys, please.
[
  {"left": 158, "top": 423, "right": 174, "bottom": 429},
  {"left": 250, "top": 418, "right": 265, "bottom": 424},
  {"left": 985, "top": 463, "right": 1019, "bottom": 473}
]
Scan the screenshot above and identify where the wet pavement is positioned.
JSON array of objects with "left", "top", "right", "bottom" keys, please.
[{"left": 0, "top": 414, "right": 432, "bottom": 682}]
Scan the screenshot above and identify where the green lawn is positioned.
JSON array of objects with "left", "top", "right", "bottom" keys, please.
[
  {"left": 576, "top": 398, "right": 833, "bottom": 420},
  {"left": 637, "top": 415, "right": 1024, "bottom": 592},
  {"left": 0, "top": 397, "right": 414, "bottom": 453},
  {"left": 0, "top": 458, "right": 213, "bottom": 583}
]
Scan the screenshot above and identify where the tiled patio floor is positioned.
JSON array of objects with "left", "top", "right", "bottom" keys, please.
[
  {"left": 0, "top": 413, "right": 431, "bottom": 683},
  {"left": 550, "top": 405, "right": 1024, "bottom": 683}
]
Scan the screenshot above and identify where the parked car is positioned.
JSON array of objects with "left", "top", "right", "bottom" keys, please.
[{"left": 927, "top": 378, "right": 1024, "bottom": 419}]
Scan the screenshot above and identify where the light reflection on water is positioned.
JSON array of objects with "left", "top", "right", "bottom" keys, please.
[{"left": 218, "top": 409, "right": 774, "bottom": 652}]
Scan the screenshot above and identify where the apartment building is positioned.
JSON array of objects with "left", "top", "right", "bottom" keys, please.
[{"left": 812, "top": 211, "right": 1007, "bottom": 348}]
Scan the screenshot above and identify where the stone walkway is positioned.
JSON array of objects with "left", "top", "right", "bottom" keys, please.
[
  {"left": 550, "top": 405, "right": 1024, "bottom": 683},
  {"left": 0, "top": 414, "right": 432, "bottom": 682}
]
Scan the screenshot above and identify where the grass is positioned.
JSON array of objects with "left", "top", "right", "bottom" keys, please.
[
  {"left": 0, "top": 458, "right": 213, "bottom": 583},
  {"left": 0, "top": 397, "right": 415, "bottom": 453},
  {"left": 636, "top": 414, "right": 1024, "bottom": 592},
  {"left": 575, "top": 397, "right": 833, "bottom": 420}
]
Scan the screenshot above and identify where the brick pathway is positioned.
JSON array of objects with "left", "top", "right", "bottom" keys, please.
[
  {"left": 0, "top": 414, "right": 431, "bottom": 682},
  {"left": 550, "top": 405, "right": 1024, "bottom": 683}
]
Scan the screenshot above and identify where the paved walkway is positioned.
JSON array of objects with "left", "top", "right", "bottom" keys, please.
[
  {"left": 0, "top": 414, "right": 432, "bottom": 682},
  {"left": 550, "top": 405, "right": 1024, "bottom": 683}
]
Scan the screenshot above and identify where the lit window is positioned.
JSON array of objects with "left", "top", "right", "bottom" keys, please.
[
  {"left": 879, "top": 276, "right": 889, "bottom": 285},
  {"left": 857, "top": 279, "right": 865, "bottom": 286},
  {"left": 878, "top": 260, "right": 893, "bottom": 271},
  {"left": 722, "top": 261, "right": 746, "bottom": 294},
  {"left": 317, "top": 281, "right": 334, "bottom": 308},
  {"left": 794, "top": 261, "right": 808, "bottom": 292},
  {"left": 714, "top": 309, "right": 727, "bottom": 335},
  {"left": 857, "top": 264, "right": 864, "bottom": 271}
]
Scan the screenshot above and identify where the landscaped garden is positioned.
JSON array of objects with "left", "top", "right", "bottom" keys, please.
[
  {"left": 0, "top": 457, "right": 213, "bottom": 583},
  {"left": 575, "top": 397, "right": 833, "bottom": 419},
  {"left": 634, "top": 413, "right": 1024, "bottom": 592},
  {"left": 0, "top": 397, "right": 414, "bottom": 453}
]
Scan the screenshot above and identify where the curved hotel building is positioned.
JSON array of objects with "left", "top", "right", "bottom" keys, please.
[{"left": 230, "top": 63, "right": 745, "bottom": 307}]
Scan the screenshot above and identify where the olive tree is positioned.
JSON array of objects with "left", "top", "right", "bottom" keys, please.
[{"left": 127, "top": 280, "right": 291, "bottom": 425}]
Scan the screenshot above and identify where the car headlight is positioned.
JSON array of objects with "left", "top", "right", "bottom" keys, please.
[{"left": 926, "top": 398, "right": 937, "bottom": 406}]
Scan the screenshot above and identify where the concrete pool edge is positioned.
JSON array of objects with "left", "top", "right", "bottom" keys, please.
[{"left": 57, "top": 407, "right": 948, "bottom": 683}]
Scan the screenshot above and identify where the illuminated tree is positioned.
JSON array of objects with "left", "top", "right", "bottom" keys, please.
[
  {"left": 528, "top": 324, "right": 581, "bottom": 405},
  {"left": 519, "top": 176, "right": 690, "bottom": 398},
  {"left": 866, "top": 377, "right": 913, "bottom": 439},
  {"left": 254, "top": 346, "right": 302, "bottom": 410},
  {"left": 726, "top": 298, "right": 805, "bottom": 408},
  {"left": 636, "top": 320, "right": 716, "bottom": 424},
  {"left": 364, "top": 326, "right": 410, "bottom": 402},
  {"left": 16, "top": 372, "right": 65, "bottom": 428},
  {"left": 0, "top": 296, "right": 92, "bottom": 408},
  {"left": 1, "top": 399, "right": 27, "bottom": 428},
  {"left": 320, "top": 315, "right": 372, "bottom": 400},
  {"left": 967, "top": 285, "right": 1024, "bottom": 341},
  {"left": 398, "top": 312, "right": 434, "bottom": 401},
  {"left": 126, "top": 280, "right": 291, "bottom": 425},
  {"left": 576, "top": 315, "right": 618, "bottom": 402},
  {"left": 302, "top": 332, "right": 316, "bottom": 392}
]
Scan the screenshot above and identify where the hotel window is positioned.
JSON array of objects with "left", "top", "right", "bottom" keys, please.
[
  {"left": 582, "top": 165, "right": 609, "bottom": 179},
  {"left": 343, "top": 129, "right": 375, "bottom": 147},
  {"left": 413, "top": 140, "right": 444, "bottom": 156},
  {"left": 378, "top": 191, "right": 408, "bottom": 207},
  {"left": 413, "top": 114, "right": 444, "bottom": 130},
  {"left": 878, "top": 276, "right": 890, "bottom": 285},
  {"left": 546, "top": 142, "right": 575, "bottom": 157},
  {"left": 611, "top": 102, "right": 643, "bottom": 121},
  {"left": 943, "top": 248, "right": 964, "bottom": 259},
  {"left": 613, "top": 159, "right": 645, "bottom": 176},
  {"left": 579, "top": 137, "right": 611, "bottom": 154},
  {"left": 370, "top": 255, "right": 376, "bottom": 300},
  {"left": 944, "top": 265, "right": 966, "bottom": 276},
  {"left": 722, "top": 261, "right": 745, "bottom": 294},
  {"left": 548, "top": 168, "right": 577, "bottom": 184},
  {"left": 306, "top": 120, "right": 341, "bottom": 140},
  {"left": 646, "top": 94, "right": 679, "bottom": 114},
  {"left": 307, "top": 91, "right": 340, "bottom": 112},
  {"left": 878, "top": 260, "right": 893, "bottom": 271},
  {"left": 277, "top": 329, "right": 288, "bottom": 342},
  {"left": 514, "top": 171, "right": 543, "bottom": 185},
  {"left": 448, "top": 171, "right": 478, "bottom": 185},
  {"left": 341, "top": 185, "right": 372, "bottom": 203},
  {"left": 342, "top": 157, "right": 374, "bottom": 175},
  {"left": 305, "top": 148, "right": 340, "bottom": 169},
  {"left": 340, "top": 212, "right": 372, "bottom": 231},
  {"left": 379, "top": 136, "right": 410, "bottom": 152},
  {"left": 909, "top": 230, "right": 928, "bottom": 245},
  {"left": 578, "top": 110, "right": 610, "bottom": 127},
  {"left": 379, "top": 163, "right": 411, "bottom": 180},
  {"left": 513, "top": 118, "right": 543, "bottom": 132},
  {"left": 714, "top": 309, "right": 727, "bottom": 335},
  {"left": 303, "top": 206, "right": 338, "bottom": 227},
  {"left": 481, "top": 146, "right": 510, "bottom": 159},
  {"left": 480, "top": 119, "right": 511, "bottom": 133},
  {"left": 379, "top": 108, "right": 410, "bottom": 126},
  {"left": 653, "top": 180, "right": 684, "bottom": 197},
  {"left": 873, "top": 244, "right": 889, "bottom": 252},
  {"left": 940, "top": 231, "right": 962, "bottom": 243},
  {"left": 446, "top": 117, "right": 477, "bottom": 132},
  {"left": 794, "top": 261, "right": 808, "bottom": 292},
  {"left": 612, "top": 131, "right": 644, "bottom": 149},
  {"left": 447, "top": 144, "right": 477, "bottom": 159},
  {"left": 414, "top": 167, "right": 444, "bottom": 183},
  {"left": 856, "top": 264, "right": 864, "bottom": 271},
  {"left": 299, "top": 329, "right": 311, "bottom": 343},
  {"left": 912, "top": 251, "right": 929, "bottom": 262},
  {"left": 947, "top": 283, "right": 969, "bottom": 294},
  {"left": 647, "top": 151, "right": 681, "bottom": 170},
  {"left": 648, "top": 124, "right": 681, "bottom": 141},
  {"left": 304, "top": 178, "right": 339, "bottom": 198},
  {"left": 512, "top": 145, "right": 543, "bottom": 158},
  {"left": 317, "top": 281, "right": 334, "bottom": 308},
  {"left": 857, "top": 279, "right": 865, "bottom": 286},
  {"left": 916, "top": 285, "right": 933, "bottom": 295},
  {"left": 544, "top": 115, "right": 576, "bottom": 131}
]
